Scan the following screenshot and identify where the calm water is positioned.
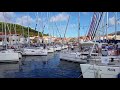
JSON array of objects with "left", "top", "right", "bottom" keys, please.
[{"left": 0, "top": 52, "right": 81, "bottom": 78}]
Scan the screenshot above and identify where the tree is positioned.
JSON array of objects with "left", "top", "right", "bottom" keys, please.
[{"left": 0, "top": 22, "right": 49, "bottom": 37}]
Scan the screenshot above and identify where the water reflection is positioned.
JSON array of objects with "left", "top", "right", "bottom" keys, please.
[
  {"left": 0, "top": 52, "right": 81, "bottom": 78},
  {"left": 0, "top": 62, "right": 21, "bottom": 78}
]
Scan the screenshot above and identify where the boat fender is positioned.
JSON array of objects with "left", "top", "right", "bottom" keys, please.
[{"left": 117, "top": 73, "right": 120, "bottom": 78}]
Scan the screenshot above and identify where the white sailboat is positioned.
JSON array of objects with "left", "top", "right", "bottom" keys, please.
[
  {"left": 60, "top": 12, "right": 88, "bottom": 63},
  {"left": 61, "top": 44, "right": 68, "bottom": 50},
  {"left": 47, "top": 46, "right": 55, "bottom": 53},
  {"left": 60, "top": 52, "right": 88, "bottom": 63},
  {"left": 0, "top": 12, "right": 20, "bottom": 62},
  {"left": 22, "top": 48, "right": 47, "bottom": 56},
  {"left": 22, "top": 12, "right": 48, "bottom": 56},
  {"left": 80, "top": 12, "right": 120, "bottom": 78},
  {"left": 46, "top": 12, "right": 55, "bottom": 53},
  {"left": 0, "top": 50, "right": 20, "bottom": 62},
  {"left": 54, "top": 45, "right": 62, "bottom": 51}
]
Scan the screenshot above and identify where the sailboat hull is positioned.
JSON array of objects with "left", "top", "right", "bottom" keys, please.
[
  {"left": 22, "top": 48, "right": 48, "bottom": 56},
  {"left": 60, "top": 52, "right": 87, "bottom": 63},
  {"left": 0, "top": 51, "right": 19, "bottom": 62},
  {"left": 80, "top": 64, "right": 120, "bottom": 78},
  {"left": 47, "top": 48, "right": 54, "bottom": 53}
]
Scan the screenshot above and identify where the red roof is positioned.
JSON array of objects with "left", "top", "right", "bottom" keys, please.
[{"left": 0, "top": 32, "right": 19, "bottom": 35}]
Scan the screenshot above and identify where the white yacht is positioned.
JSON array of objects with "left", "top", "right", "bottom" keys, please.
[
  {"left": 54, "top": 45, "right": 62, "bottom": 51},
  {"left": 61, "top": 45, "right": 68, "bottom": 50},
  {"left": 0, "top": 50, "right": 20, "bottom": 62},
  {"left": 80, "top": 12, "right": 120, "bottom": 78},
  {"left": 0, "top": 13, "right": 21, "bottom": 63},
  {"left": 60, "top": 41, "right": 97, "bottom": 63},
  {"left": 60, "top": 51, "right": 88, "bottom": 63},
  {"left": 47, "top": 47, "right": 55, "bottom": 53},
  {"left": 80, "top": 56, "right": 120, "bottom": 78},
  {"left": 22, "top": 48, "right": 48, "bottom": 56}
]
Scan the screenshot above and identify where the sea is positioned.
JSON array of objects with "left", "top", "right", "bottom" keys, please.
[{"left": 0, "top": 51, "right": 82, "bottom": 78}]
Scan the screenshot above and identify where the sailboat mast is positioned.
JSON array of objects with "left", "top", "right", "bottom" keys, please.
[
  {"left": 55, "top": 22, "right": 61, "bottom": 38},
  {"left": 36, "top": 12, "right": 39, "bottom": 37},
  {"left": 3, "top": 12, "right": 7, "bottom": 50},
  {"left": 47, "top": 12, "right": 51, "bottom": 46},
  {"left": 35, "top": 12, "right": 40, "bottom": 45},
  {"left": 106, "top": 12, "right": 108, "bottom": 41},
  {"left": 15, "top": 24, "right": 16, "bottom": 35},
  {"left": 52, "top": 22, "right": 55, "bottom": 46},
  {"left": 2, "top": 22, "right": 3, "bottom": 43},
  {"left": 78, "top": 12, "right": 80, "bottom": 50},
  {"left": 63, "top": 15, "right": 70, "bottom": 44},
  {"left": 4, "top": 22, "right": 7, "bottom": 50},
  {"left": 21, "top": 15, "right": 24, "bottom": 37},
  {"left": 9, "top": 22, "right": 12, "bottom": 45},
  {"left": 115, "top": 12, "right": 117, "bottom": 40},
  {"left": 27, "top": 12, "right": 30, "bottom": 47}
]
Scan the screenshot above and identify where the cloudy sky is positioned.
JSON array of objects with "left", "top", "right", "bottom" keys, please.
[{"left": 0, "top": 12, "right": 120, "bottom": 37}]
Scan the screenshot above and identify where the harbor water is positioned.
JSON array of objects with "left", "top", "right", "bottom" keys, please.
[{"left": 0, "top": 52, "right": 81, "bottom": 78}]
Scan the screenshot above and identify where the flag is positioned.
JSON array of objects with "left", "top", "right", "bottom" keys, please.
[{"left": 87, "top": 12, "right": 103, "bottom": 41}]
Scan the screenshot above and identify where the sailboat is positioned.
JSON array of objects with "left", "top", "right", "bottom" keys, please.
[
  {"left": 19, "top": 14, "right": 26, "bottom": 45},
  {"left": 80, "top": 12, "right": 120, "bottom": 78},
  {"left": 60, "top": 12, "right": 88, "bottom": 63},
  {"left": 45, "top": 12, "right": 55, "bottom": 53},
  {"left": 22, "top": 12, "right": 48, "bottom": 56},
  {"left": 0, "top": 12, "right": 20, "bottom": 62}
]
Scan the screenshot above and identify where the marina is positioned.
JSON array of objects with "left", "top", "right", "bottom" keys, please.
[{"left": 0, "top": 12, "right": 120, "bottom": 78}]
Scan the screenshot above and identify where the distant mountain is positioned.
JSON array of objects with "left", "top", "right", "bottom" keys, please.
[{"left": 0, "top": 22, "right": 49, "bottom": 37}]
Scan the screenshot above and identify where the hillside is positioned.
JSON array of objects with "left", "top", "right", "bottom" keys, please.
[{"left": 0, "top": 22, "right": 49, "bottom": 37}]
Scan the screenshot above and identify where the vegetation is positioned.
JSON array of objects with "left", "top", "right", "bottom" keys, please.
[{"left": 0, "top": 22, "right": 49, "bottom": 37}]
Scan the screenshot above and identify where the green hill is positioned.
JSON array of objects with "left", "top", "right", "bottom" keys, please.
[{"left": 0, "top": 22, "right": 49, "bottom": 37}]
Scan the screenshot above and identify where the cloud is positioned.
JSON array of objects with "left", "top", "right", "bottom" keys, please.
[
  {"left": 16, "top": 15, "right": 35, "bottom": 26},
  {"left": 50, "top": 12, "right": 69, "bottom": 22},
  {"left": 70, "top": 24, "right": 77, "bottom": 28},
  {"left": 109, "top": 16, "right": 115, "bottom": 25},
  {"left": 82, "top": 12, "right": 87, "bottom": 15},
  {"left": 109, "top": 16, "right": 120, "bottom": 25},
  {"left": 0, "top": 12, "right": 15, "bottom": 23}
]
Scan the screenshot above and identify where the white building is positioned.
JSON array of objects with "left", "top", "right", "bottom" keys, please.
[{"left": 9, "top": 34, "right": 20, "bottom": 45}]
